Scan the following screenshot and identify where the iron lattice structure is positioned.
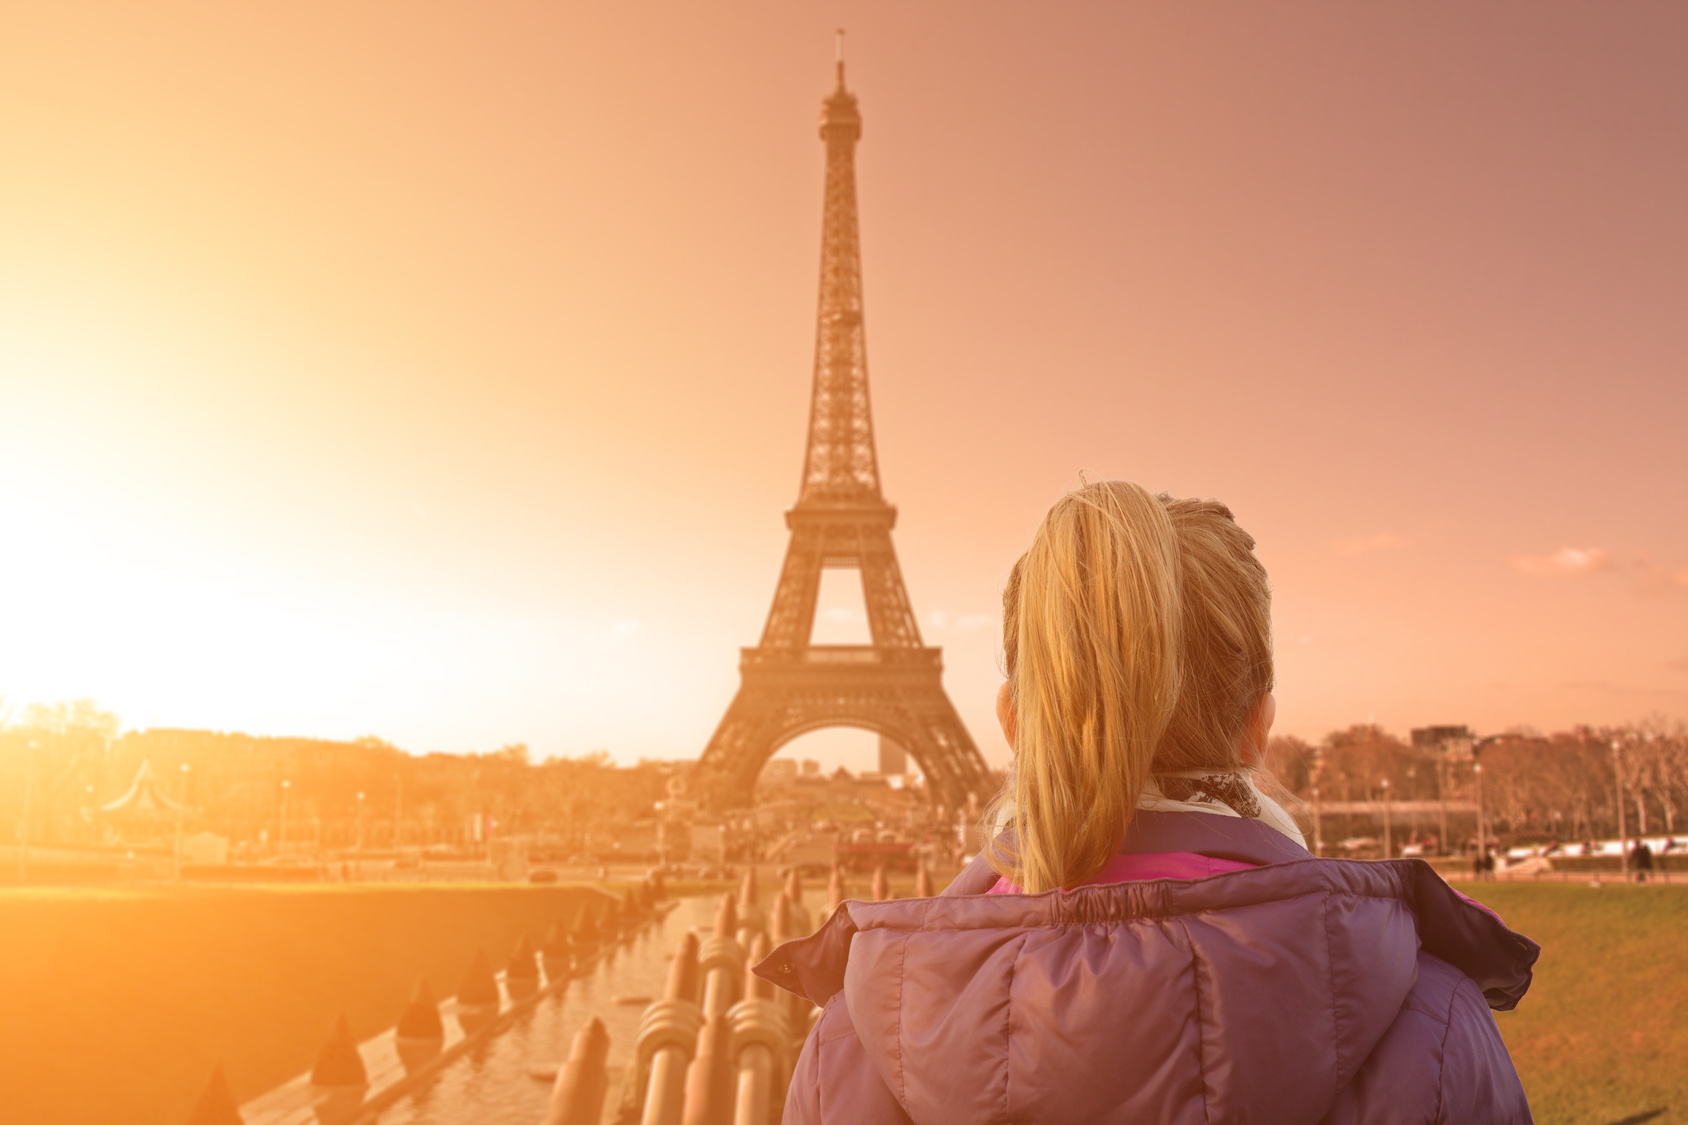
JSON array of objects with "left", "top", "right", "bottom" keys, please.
[{"left": 693, "top": 63, "right": 991, "bottom": 811}]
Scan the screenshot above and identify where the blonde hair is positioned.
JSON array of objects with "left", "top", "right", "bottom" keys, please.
[{"left": 990, "top": 483, "right": 1273, "bottom": 892}]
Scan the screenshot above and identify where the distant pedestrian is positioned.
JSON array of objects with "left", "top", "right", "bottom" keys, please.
[{"left": 1633, "top": 841, "right": 1653, "bottom": 884}]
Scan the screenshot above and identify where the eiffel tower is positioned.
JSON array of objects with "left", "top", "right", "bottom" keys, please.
[{"left": 692, "top": 52, "right": 991, "bottom": 812}]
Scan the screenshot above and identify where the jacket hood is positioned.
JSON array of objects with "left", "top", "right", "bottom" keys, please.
[{"left": 758, "top": 856, "right": 1537, "bottom": 1125}]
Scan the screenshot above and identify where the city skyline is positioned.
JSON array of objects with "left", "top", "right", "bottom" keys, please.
[{"left": 2, "top": 2, "right": 1685, "bottom": 771}]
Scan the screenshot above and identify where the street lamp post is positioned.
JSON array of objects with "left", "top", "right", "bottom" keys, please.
[
  {"left": 175, "top": 763, "right": 191, "bottom": 879},
  {"left": 1436, "top": 755, "right": 1449, "bottom": 857},
  {"left": 17, "top": 741, "right": 36, "bottom": 880},
  {"left": 1380, "top": 777, "right": 1392, "bottom": 860},
  {"left": 1311, "top": 787, "right": 1323, "bottom": 857},
  {"left": 1473, "top": 756, "right": 1486, "bottom": 874},
  {"left": 279, "top": 779, "right": 291, "bottom": 854},
  {"left": 356, "top": 791, "right": 366, "bottom": 853},
  {"left": 1613, "top": 739, "right": 1629, "bottom": 881}
]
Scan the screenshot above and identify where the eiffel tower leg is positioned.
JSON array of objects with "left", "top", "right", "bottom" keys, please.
[
  {"left": 857, "top": 525, "right": 922, "bottom": 649},
  {"left": 694, "top": 678, "right": 789, "bottom": 808},
  {"left": 758, "top": 525, "right": 825, "bottom": 649},
  {"left": 886, "top": 689, "right": 992, "bottom": 810}
]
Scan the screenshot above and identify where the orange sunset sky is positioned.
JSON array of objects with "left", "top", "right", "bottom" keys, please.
[{"left": 2, "top": 2, "right": 1685, "bottom": 772}]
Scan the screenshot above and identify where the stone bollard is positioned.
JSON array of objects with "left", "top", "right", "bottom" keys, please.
[
  {"left": 766, "top": 894, "right": 811, "bottom": 1053},
  {"left": 542, "top": 1017, "right": 611, "bottom": 1125},
  {"left": 310, "top": 1013, "right": 368, "bottom": 1087},
  {"left": 736, "top": 868, "right": 764, "bottom": 938},
  {"left": 871, "top": 866, "right": 888, "bottom": 902},
  {"left": 915, "top": 865, "right": 933, "bottom": 898},
  {"left": 309, "top": 1013, "right": 369, "bottom": 1123},
  {"left": 507, "top": 932, "right": 541, "bottom": 998},
  {"left": 825, "top": 866, "right": 844, "bottom": 917},
  {"left": 394, "top": 978, "right": 446, "bottom": 1070},
  {"left": 455, "top": 949, "right": 501, "bottom": 1033},
  {"left": 185, "top": 1064, "right": 243, "bottom": 1125},
  {"left": 542, "top": 920, "right": 574, "bottom": 982},
  {"left": 698, "top": 894, "right": 745, "bottom": 1017},
  {"left": 728, "top": 935, "right": 788, "bottom": 1125},
  {"left": 622, "top": 931, "right": 704, "bottom": 1125},
  {"left": 783, "top": 869, "right": 811, "bottom": 934},
  {"left": 575, "top": 905, "right": 603, "bottom": 959},
  {"left": 678, "top": 1012, "right": 733, "bottom": 1125}
]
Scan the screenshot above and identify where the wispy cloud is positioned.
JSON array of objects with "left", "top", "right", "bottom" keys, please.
[
  {"left": 1334, "top": 532, "right": 1408, "bottom": 556},
  {"left": 1510, "top": 547, "right": 1612, "bottom": 577},
  {"left": 1638, "top": 565, "right": 1688, "bottom": 596}
]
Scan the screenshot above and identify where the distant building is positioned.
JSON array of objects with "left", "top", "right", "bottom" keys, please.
[
  {"left": 761, "top": 759, "right": 799, "bottom": 784},
  {"left": 1411, "top": 726, "right": 1473, "bottom": 759}
]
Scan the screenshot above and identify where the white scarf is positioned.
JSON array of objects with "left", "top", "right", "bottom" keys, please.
[
  {"left": 1139, "top": 770, "right": 1307, "bottom": 849},
  {"left": 990, "top": 769, "right": 1309, "bottom": 850}
]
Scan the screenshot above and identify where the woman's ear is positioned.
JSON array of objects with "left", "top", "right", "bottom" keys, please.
[
  {"left": 1240, "top": 692, "right": 1276, "bottom": 767},
  {"left": 996, "top": 680, "right": 1017, "bottom": 752}
]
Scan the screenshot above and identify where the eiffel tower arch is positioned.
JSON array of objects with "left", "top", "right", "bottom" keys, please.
[{"left": 692, "top": 55, "right": 992, "bottom": 811}]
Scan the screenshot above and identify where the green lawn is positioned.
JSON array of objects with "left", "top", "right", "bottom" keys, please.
[
  {"left": 0, "top": 882, "right": 618, "bottom": 1125},
  {"left": 1463, "top": 882, "right": 1688, "bottom": 1125}
]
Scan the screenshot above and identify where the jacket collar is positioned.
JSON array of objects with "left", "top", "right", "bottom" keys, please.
[
  {"left": 943, "top": 810, "right": 1313, "bottom": 896},
  {"left": 757, "top": 855, "right": 1539, "bottom": 1014}
]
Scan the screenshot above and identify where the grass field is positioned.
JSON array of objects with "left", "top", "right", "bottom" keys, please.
[
  {"left": 0, "top": 882, "right": 623, "bottom": 1125},
  {"left": 0, "top": 879, "right": 1680, "bottom": 1125},
  {"left": 1460, "top": 882, "right": 1688, "bottom": 1125}
]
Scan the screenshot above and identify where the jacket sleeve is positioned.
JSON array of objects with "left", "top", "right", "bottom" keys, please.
[
  {"left": 1436, "top": 973, "right": 1531, "bottom": 1124},
  {"left": 782, "top": 994, "right": 915, "bottom": 1125},
  {"left": 1322, "top": 954, "right": 1531, "bottom": 1125}
]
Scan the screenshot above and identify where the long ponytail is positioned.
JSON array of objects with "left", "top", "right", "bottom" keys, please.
[{"left": 988, "top": 481, "right": 1184, "bottom": 893}]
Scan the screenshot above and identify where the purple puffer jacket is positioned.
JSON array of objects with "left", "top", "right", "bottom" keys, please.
[{"left": 757, "top": 814, "right": 1538, "bottom": 1124}]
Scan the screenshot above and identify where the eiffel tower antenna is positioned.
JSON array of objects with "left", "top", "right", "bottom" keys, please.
[{"left": 692, "top": 51, "right": 990, "bottom": 812}]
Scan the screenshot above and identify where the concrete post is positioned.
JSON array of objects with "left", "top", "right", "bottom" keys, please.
[
  {"left": 699, "top": 894, "right": 745, "bottom": 1017},
  {"left": 544, "top": 1017, "right": 611, "bottom": 1125},
  {"left": 394, "top": 977, "right": 446, "bottom": 1070},
  {"left": 825, "top": 866, "right": 844, "bottom": 917},
  {"left": 633, "top": 930, "right": 703, "bottom": 1125},
  {"left": 309, "top": 1013, "right": 367, "bottom": 1088},
  {"left": 455, "top": 949, "right": 501, "bottom": 1033},
  {"left": 186, "top": 1064, "right": 244, "bottom": 1125},
  {"left": 679, "top": 1014, "right": 733, "bottom": 1125},
  {"left": 728, "top": 935, "right": 789, "bottom": 1125}
]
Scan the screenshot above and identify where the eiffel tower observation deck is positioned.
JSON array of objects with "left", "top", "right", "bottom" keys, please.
[{"left": 692, "top": 49, "right": 992, "bottom": 812}]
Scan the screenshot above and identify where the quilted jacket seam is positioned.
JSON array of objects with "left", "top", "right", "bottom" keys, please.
[
  {"left": 893, "top": 932, "right": 907, "bottom": 1107},
  {"left": 1177, "top": 918, "right": 1214, "bottom": 1125},
  {"left": 1003, "top": 932, "right": 1028, "bottom": 1123},
  {"left": 1320, "top": 893, "right": 1343, "bottom": 1103},
  {"left": 1430, "top": 973, "right": 1463, "bottom": 1124}
]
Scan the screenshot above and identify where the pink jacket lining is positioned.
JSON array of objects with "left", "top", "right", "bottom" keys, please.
[{"left": 986, "top": 851, "right": 1258, "bottom": 894}]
